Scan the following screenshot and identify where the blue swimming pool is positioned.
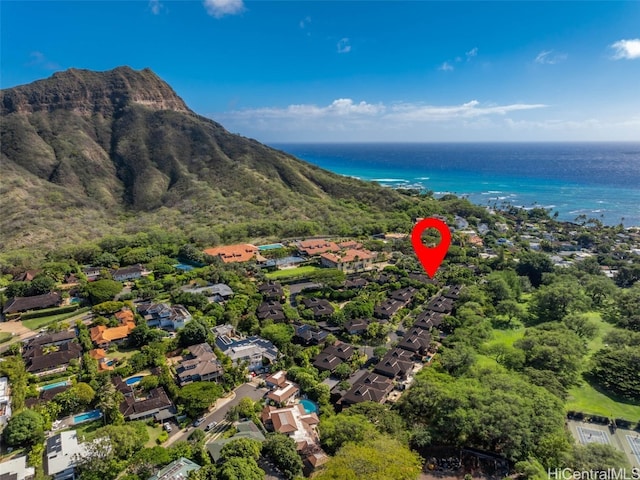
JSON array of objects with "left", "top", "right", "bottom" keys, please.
[
  {"left": 125, "top": 375, "right": 144, "bottom": 385},
  {"left": 74, "top": 410, "right": 102, "bottom": 424},
  {"left": 300, "top": 399, "right": 318, "bottom": 414},
  {"left": 174, "top": 263, "right": 194, "bottom": 271},
  {"left": 40, "top": 380, "right": 69, "bottom": 391},
  {"left": 258, "top": 243, "right": 285, "bottom": 251}
]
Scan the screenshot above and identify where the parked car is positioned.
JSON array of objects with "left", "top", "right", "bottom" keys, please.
[
  {"left": 205, "top": 422, "right": 217, "bottom": 431},
  {"left": 193, "top": 417, "right": 206, "bottom": 427},
  {"left": 163, "top": 422, "right": 172, "bottom": 432}
]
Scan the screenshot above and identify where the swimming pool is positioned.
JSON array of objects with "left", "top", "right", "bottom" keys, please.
[
  {"left": 300, "top": 399, "right": 318, "bottom": 414},
  {"left": 258, "top": 243, "right": 285, "bottom": 251},
  {"left": 40, "top": 380, "right": 69, "bottom": 391},
  {"left": 174, "top": 263, "right": 194, "bottom": 271},
  {"left": 125, "top": 375, "right": 144, "bottom": 385},
  {"left": 73, "top": 410, "right": 102, "bottom": 424}
]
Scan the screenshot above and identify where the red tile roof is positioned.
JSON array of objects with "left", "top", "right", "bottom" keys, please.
[{"left": 203, "top": 244, "right": 259, "bottom": 263}]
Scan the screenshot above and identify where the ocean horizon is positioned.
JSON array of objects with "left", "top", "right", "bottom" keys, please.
[{"left": 272, "top": 142, "right": 640, "bottom": 227}]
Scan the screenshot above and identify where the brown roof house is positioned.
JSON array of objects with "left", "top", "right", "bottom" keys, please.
[
  {"left": 313, "top": 342, "right": 355, "bottom": 373},
  {"left": 112, "top": 264, "right": 150, "bottom": 282},
  {"left": 340, "top": 372, "right": 393, "bottom": 407},
  {"left": 319, "top": 249, "right": 375, "bottom": 273},
  {"left": 3, "top": 292, "right": 62, "bottom": 315},
  {"left": 176, "top": 343, "right": 223, "bottom": 386},
  {"left": 373, "top": 348, "right": 414, "bottom": 380},
  {"left": 261, "top": 403, "right": 320, "bottom": 451},
  {"left": 203, "top": 244, "right": 261, "bottom": 263},
  {"left": 89, "top": 309, "right": 136, "bottom": 348},
  {"left": 23, "top": 341, "right": 82, "bottom": 376}
]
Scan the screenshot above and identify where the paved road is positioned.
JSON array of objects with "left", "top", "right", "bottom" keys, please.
[{"left": 166, "top": 381, "right": 268, "bottom": 445}]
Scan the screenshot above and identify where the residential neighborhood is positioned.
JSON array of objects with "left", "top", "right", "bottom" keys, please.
[{"left": 1, "top": 209, "right": 640, "bottom": 479}]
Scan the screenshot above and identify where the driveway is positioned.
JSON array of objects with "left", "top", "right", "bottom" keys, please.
[{"left": 165, "top": 381, "right": 268, "bottom": 446}]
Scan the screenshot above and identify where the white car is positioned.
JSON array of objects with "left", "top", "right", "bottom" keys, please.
[
  {"left": 163, "top": 422, "right": 172, "bottom": 432},
  {"left": 205, "top": 422, "right": 217, "bottom": 431}
]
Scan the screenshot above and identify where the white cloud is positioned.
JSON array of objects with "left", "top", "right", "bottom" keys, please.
[
  {"left": 535, "top": 50, "right": 567, "bottom": 65},
  {"left": 386, "top": 100, "right": 546, "bottom": 121},
  {"left": 337, "top": 38, "right": 351, "bottom": 54},
  {"left": 148, "top": 0, "right": 165, "bottom": 15},
  {"left": 203, "top": 0, "right": 244, "bottom": 18},
  {"left": 26, "top": 51, "right": 60, "bottom": 70},
  {"left": 466, "top": 47, "right": 478, "bottom": 60},
  {"left": 439, "top": 61, "right": 454, "bottom": 71},
  {"left": 225, "top": 99, "right": 384, "bottom": 120},
  {"left": 299, "top": 16, "right": 311, "bottom": 29},
  {"left": 610, "top": 39, "right": 640, "bottom": 60}
]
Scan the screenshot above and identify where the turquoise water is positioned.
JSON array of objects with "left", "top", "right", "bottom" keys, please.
[
  {"left": 300, "top": 399, "right": 318, "bottom": 414},
  {"left": 125, "top": 375, "right": 144, "bottom": 385},
  {"left": 174, "top": 263, "right": 195, "bottom": 271},
  {"left": 258, "top": 243, "right": 285, "bottom": 250},
  {"left": 73, "top": 410, "right": 102, "bottom": 424},
  {"left": 40, "top": 380, "right": 69, "bottom": 391},
  {"left": 273, "top": 143, "right": 640, "bottom": 226}
]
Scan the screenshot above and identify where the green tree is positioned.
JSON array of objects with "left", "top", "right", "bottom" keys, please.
[
  {"left": 516, "top": 251, "right": 554, "bottom": 288},
  {"left": 218, "top": 457, "right": 264, "bottom": 480},
  {"left": 178, "top": 320, "right": 209, "bottom": 347},
  {"left": 259, "top": 324, "right": 294, "bottom": 350},
  {"left": 528, "top": 280, "right": 589, "bottom": 324},
  {"left": 219, "top": 438, "right": 262, "bottom": 462},
  {"left": 314, "top": 436, "right": 422, "bottom": 480},
  {"left": 84, "top": 279, "right": 123, "bottom": 304},
  {"left": 2, "top": 409, "right": 45, "bottom": 447},
  {"left": 262, "top": 433, "right": 304, "bottom": 480},
  {"left": 590, "top": 346, "right": 640, "bottom": 401},
  {"left": 319, "top": 413, "right": 379, "bottom": 455},
  {"left": 177, "top": 382, "right": 224, "bottom": 418}
]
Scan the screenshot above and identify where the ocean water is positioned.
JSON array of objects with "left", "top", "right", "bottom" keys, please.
[{"left": 272, "top": 143, "right": 640, "bottom": 227}]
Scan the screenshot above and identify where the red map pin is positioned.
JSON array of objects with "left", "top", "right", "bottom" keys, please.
[{"left": 411, "top": 217, "right": 451, "bottom": 278}]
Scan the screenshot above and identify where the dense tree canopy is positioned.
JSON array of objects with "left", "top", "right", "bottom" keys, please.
[{"left": 2, "top": 409, "right": 45, "bottom": 447}]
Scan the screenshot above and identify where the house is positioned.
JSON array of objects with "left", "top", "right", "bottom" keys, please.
[
  {"left": 339, "top": 373, "right": 393, "bottom": 407},
  {"left": 296, "top": 239, "right": 340, "bottom": 256},
  {"left": 261, "top": 403, "right": 320, "bottom": 451},
  {"left": 138, "top": 302, "right": 192, "bottom": 331},
  {"left": 148, "top": 458, "right": 201, "bottom": 480},
  {"left": 45, "top": 431, "right": 92, "bottom": 480},
  {"left": 414, "top": 310, "right": 446, "bottom": 330},
  {"left": 25, "top": 330, "right": 76, "bottom": 349},
  {"left": 23, "top": 337, "right": 82, "bottom": 376},
  {"left": 265, "top": 370, "right": 288, "bottom": 389},
  {"left": 373, "top": 348, "right": 414, "bottom": 379},
  {"left": 313, "top": 342, "right": 355, "bottom": 373},
  {"left": 293, "top": 323, "right": 328, "bottom": 345},
  {"left": 203, "top": 244, "right": 260, "bottom": 263},
  {"left": 426, "top": 296, "right": 454, "bottom": 314},
  {"left": 397, "top": 327, "right": 432, "bottom": 357},
  {"left": 0, "top": 377, "right": 11, "bottom": 428},
  {"left": 301, "top": 298, "right": 334, "bottom": 319},
  {"left": 82, "top": 266, "right": 101, "bottom": 282},
  {"left": 88, "top": 349, "right": 114, "bottom": 372},
  {"left": 319, "top": 249, "right": 375, "bottom": 273},
  {"left": 112, "top": 264, "right": 149, "bottom": 282},
  {"left": 118, "top": 386, "right": 173, "bottom": 421},
  {"left": 207, "top": 421, "right": 265, "bottom": 462},
  {"left": 89, "top": 309, "right": 136, "bottom": 348},
  {"left": 3, "top": 292, "right": 62, "bottom": 315},
  {"left": 258, "top": 281, "right": 284, "bottom": 301},
  {"left": 257, "top": 300, "right": 286, "bottom": 322},
  {"left": 0, "top": 455, "right": 35, "bottom": 480},
  {"left": 344, "top": 318, "right": 369, "bottom": 336},
  {"left": 176, "top": 343, "right": 223, "bottom": 386},
  {"left": 389, "top": 287, "right": 417, "bottom": 304},
  {"left": 443, "top": 285, "right": 464, "bottom": 300},
  {"left": 373, "top": 299, "right": 404, "bottom": 320},
  {"left": 180, "top": 283, "right": 233, "bottom": 303},
  {"left": 14, "top": 270, "right": 40, "bottom": 282},
  {"left": 343, "top": 277, "right": 368, "bottom": 289},
  {"left": 266, "top": 381, "right": 299, "bottom": 405},
  {"left": 215, "top": 330, "right": 279, "bottom": 372}
]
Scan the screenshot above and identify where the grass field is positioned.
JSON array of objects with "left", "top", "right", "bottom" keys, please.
[
  {"left": 0, "top": 332, "right": 12, "bottom": 344},
  {"left": 566, "top": 382, "right": 640, "bottom": 420},
  {"left": 145, "top": 424, "right": 164, "bottom": 447},
  {"left": 22, "top": 307, "right": 90, "bottom": 330},
  {"left": 265, "top": 265, "right": 321, "bottom": 280},
  {"left": 484, "top": 326, "right": 525, "bottom": 349}
]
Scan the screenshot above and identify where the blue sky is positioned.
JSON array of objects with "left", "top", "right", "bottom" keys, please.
[{"left": 2, "top": 1, "right": 639, "bottom": 142}]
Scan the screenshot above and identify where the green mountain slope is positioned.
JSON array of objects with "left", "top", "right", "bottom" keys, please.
[{"left": 1, "top": 67, "right": 422, "bottom": 252}]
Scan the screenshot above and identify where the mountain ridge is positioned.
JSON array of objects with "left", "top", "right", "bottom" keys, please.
[{"left": 0, "top": 67, "right": 417, "bottom": 253}]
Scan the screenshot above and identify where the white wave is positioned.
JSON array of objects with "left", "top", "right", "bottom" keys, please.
[
  {"left": 373, "top": 178, "right": 409, "bottom": 182},
  {"left": 415, "top": 176, "right": 431, "bottom": 180}
]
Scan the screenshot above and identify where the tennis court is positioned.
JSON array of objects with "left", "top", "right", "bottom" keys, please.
[
  {"left": 577, "top": 426, "right": 610, "bottom": 445},
  {"left": 627, "top": 435, "right": 640, "bottom": 464}
]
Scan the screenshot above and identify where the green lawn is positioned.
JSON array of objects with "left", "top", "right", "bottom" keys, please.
[
  {"left": 566, "top": 382, "right": 640, "bottom": 420},
  {"left": 145, "top": 424, "right": 164, "bottom": 447},
  {"left": 484, "top": 326, "right": 525, "bottom": 349},
  {"left": 0, "top": 332, "right": 12, "bottom": 344},
  {"left": 22, "top": 307, "right": 90, "bottom": 331},
  {"left": 265, "top": 265, "right": 321, "bottom": 280}
]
